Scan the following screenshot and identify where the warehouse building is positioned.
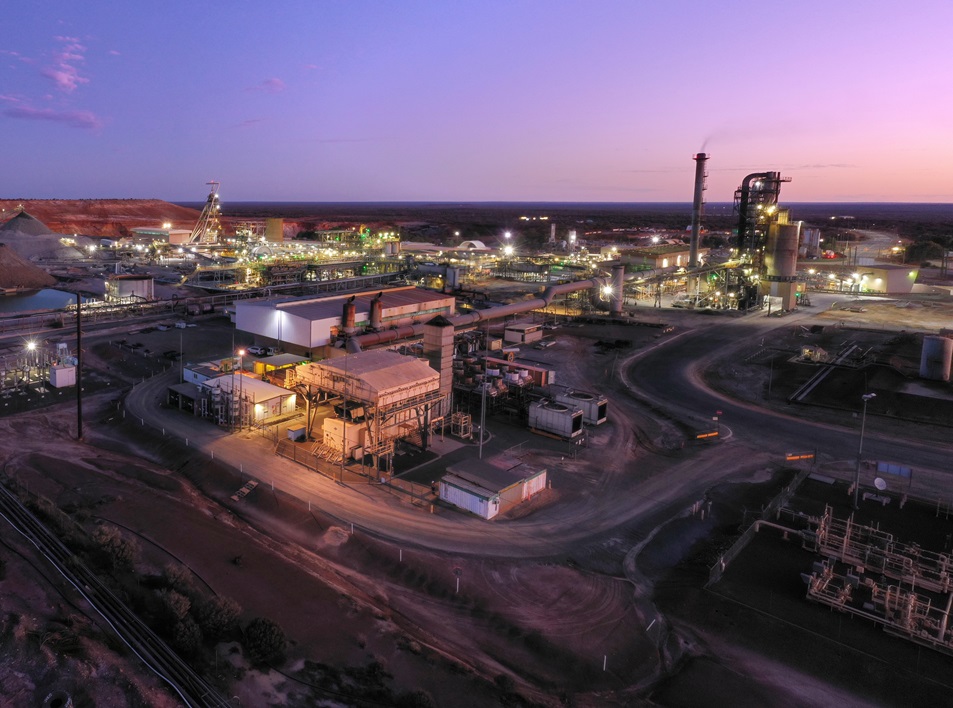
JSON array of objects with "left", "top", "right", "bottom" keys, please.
[
  {"left": 439, "top": 457, "right": 547, "bottom": 520},
  {"left": 234, "top": 286, "right": 456, "bottom": 358}
]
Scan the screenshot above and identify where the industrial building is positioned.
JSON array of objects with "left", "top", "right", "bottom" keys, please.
[
  {"left": 167, "top": 370, "right": 296, "bottom": 427},
  {"left": 105, "top": 274, "right": 155, "bottom": 303},
  {"left": 234, "top": 286, "right": 456, "bottom": 358},
  {"left": 293, "top": 349, "right": 447, "bottom": 473},
  {"left": 130, "top": 226, "right": 194, "bottom": 244},
  {"left": 439, "top": 457, "right": 547, "bottom": 520}
]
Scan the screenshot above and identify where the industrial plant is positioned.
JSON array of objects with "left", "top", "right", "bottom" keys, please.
[{"left": 2, "top": 157, "right": 952, "bottom": 708}]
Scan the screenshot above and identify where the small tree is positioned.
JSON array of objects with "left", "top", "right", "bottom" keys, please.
[
  {"left": 162, "top": 563, "right": 194, "bottom": 593},
  {"left": 172, "top": 616, "right": 203, "bottom": 658},
  {"left": 195, "top": 595, "right": 241, "bottom": 641},
  {"left": 243, "top": 617, "right": 286, "bottom": 666},
  {"left": 157, "top": 589, "right": 191, "bottom": 623},
  {"left": 93, "top": 525, "right": 140, "bottom": 569}
]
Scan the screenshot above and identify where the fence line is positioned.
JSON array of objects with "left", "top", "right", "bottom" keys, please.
[{"left": 706, "top": 467, "right": 812, "bottom": 587}]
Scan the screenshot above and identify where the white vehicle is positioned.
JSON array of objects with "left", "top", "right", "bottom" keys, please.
[{"left": 246, "top": 346, "right": 266, "bottom": 356}]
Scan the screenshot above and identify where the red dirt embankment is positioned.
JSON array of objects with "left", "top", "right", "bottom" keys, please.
[{"left": 0, "top": 200, "right": 200, "bottom": 237}]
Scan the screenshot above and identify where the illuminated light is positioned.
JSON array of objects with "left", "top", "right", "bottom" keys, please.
[
  {"left": 503, "top": 245, "right": 514, "bottom": 256},
  {"left": 504, "top": 231, "right": 512, "bottom": 240},
  {"left": 601, "top": 285, "right": 613, "bottom": 296},
  {"left": 26, "top": 341, "right": 36, "bottom": 351}
]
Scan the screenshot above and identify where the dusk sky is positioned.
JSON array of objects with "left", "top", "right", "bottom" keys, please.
[{"left": 3, "top": 2, "right": 951, "bottom": 203}]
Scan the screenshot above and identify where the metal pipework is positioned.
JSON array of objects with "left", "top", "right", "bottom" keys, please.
[{"left": 347, "top": 277, "right": 610, "bottom": 353}]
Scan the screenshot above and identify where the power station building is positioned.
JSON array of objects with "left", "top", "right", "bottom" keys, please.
[
  {"left": 294, "top": 349, "right": 447, "bottom": 474},
  {"left": 234, "top": 286, "right": 456, "bottom": 358}
]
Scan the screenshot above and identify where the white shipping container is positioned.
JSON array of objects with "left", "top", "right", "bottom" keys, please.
[{"left": 439, "top": 480, "right": 499, "bottom": 519}]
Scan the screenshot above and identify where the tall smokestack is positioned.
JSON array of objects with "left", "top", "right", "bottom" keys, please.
[{"left": 690, "top": 153, "right": 708, "bottom": 268}]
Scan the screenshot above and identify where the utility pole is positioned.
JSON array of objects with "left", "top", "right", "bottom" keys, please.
[
  {"left": 853, "top": 392, "right": 876, "bottom": 509},
  {"left": 75, "top": 292, "right": 83, "bottom": 440}
]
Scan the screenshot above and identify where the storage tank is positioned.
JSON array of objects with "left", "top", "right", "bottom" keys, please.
[
  {"left": 764, "top": 222, "right": 800, "bottom": 280},
  {"left": 919, "top": 335, "right": 953, "bottom": 381},
  {"left": 528, "top": 400, "right": 584, "bottom": 440}
]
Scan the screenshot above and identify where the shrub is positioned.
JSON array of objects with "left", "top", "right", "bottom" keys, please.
[
  {"left": 172, "top": 616, "right": 203, "bottom": 658},
  {"left": 243, "top": 617, "right": 286, "bottom": 666},
  {"left": 195, "top": 595, "right": 241, "bottom": 641},
  {"left": 162, "top": 563, "right": 194, "bottom": 593},
  {"left": 157, "top": 589, "right": 191, "bottom": 623},
  {"left": 93, "top": 525, "right": 139, "bottom": 569}
]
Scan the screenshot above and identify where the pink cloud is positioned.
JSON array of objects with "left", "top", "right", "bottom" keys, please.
[
  {"left": 42, "top": 37, "right": 89, "bottom": 93},
  {"left": 246, "top": 77, "right": 286, "bottom": 94},
  {"left": 4, "top": 105, "right": 103, "bottom": 130},
  {"left": 109, "top": 49, "right": 121, "bottom": 56}
]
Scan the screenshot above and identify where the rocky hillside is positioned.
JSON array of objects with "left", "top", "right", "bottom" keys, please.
[{"left": 0, "top": 200, "right": 201, "bottom": 237}]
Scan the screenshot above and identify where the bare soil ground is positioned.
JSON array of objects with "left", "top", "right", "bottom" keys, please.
[{"left": 7, "top": 289, "right": 951, "bottom": 706}]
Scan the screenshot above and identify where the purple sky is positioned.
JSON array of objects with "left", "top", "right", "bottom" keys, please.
[{"left": 2, "top": 2, "right": 951, "bottom": 203}]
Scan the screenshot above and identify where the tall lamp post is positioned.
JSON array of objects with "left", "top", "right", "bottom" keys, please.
[
  {"left": 236, "top": 349, "right": 245, "bottom": 431},
  {"left": 853, "top": 392, "right": 876, "bottom": 509}
]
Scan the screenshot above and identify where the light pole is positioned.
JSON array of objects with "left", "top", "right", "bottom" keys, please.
[
  {"left": 236, "top": 349, "right": 245, "bottom": 431},
  {"left": 853, "top": 392, "right": 876, "bottom": 509}
]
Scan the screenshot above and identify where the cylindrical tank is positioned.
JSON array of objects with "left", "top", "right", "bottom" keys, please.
[
  {"left": 765, "top": 222, "right": 800, "bottom": 279},
  {"left": 920, "top": 335, "right": 953, "bottom": 381},
  {"left": 610, "top": 264, "right": 625, "bottom": 316}
]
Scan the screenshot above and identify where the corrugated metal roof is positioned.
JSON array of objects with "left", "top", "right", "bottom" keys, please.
[
  {"left": 202, "top": 372, "right": 292, "bottom": 401},
  {"left": 442, "top": 473, "right": 498, "bottom": 501},
  {"left": 445, "top": 458, "right": 546, "bottom": 495}
]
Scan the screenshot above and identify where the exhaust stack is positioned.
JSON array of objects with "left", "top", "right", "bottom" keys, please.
[{"left": 690, "top": 153, "right": 708, "bottom": 268}]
